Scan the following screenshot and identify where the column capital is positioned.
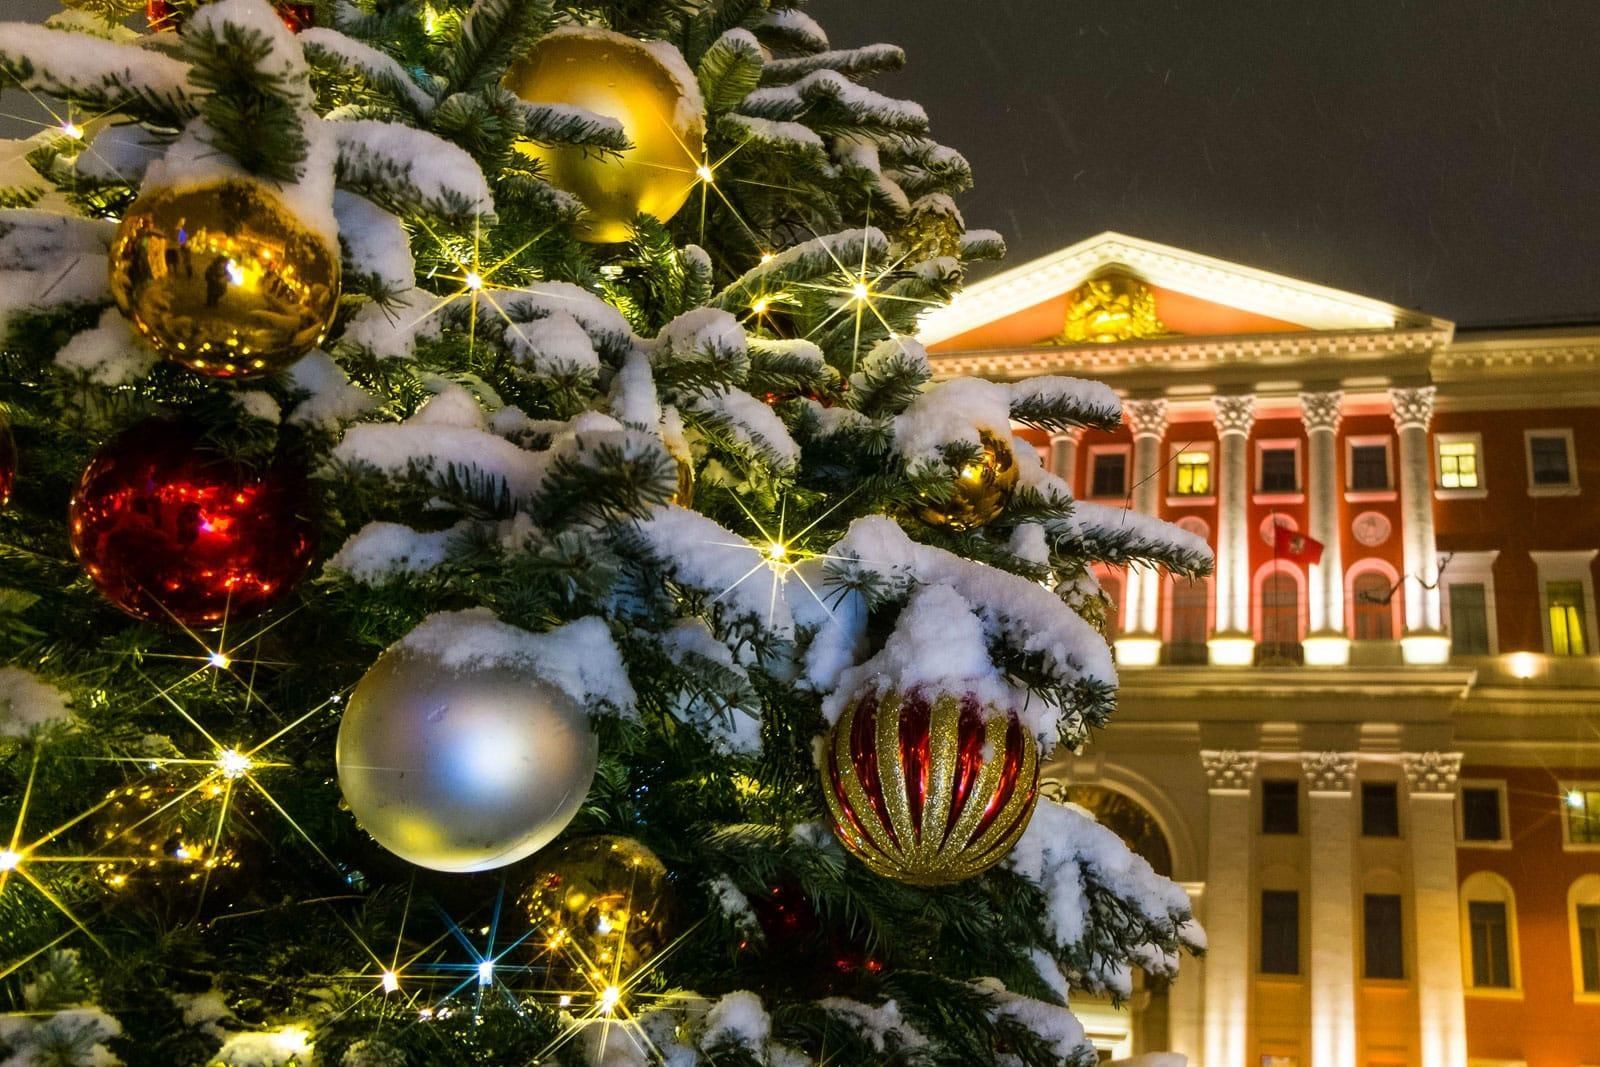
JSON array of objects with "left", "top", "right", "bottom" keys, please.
[
  {"left": 1403, "top": 751, "right": 1463, "bottom": 795},
  {"left": 1301, "top": 751, "right": 1357, "bottom": 793},
  {"left": 1299, "top": 389, "right": 1344, "bottom": 433},
  {"left": 1389, "top": 386, "right": 1437, "bottom": 432},
  {"left": 1212, "top": 394, "right": 1256, "bottom": 437},
  {"left": 1124, "top": 398, "right": 1168, "bottom": 439},
  {"left": 1202, "top": 749, "right": 1258, "bottom": 793}
]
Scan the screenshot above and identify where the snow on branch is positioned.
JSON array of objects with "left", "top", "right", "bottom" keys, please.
[
  {"left": 331, "top": 119, "right": 493, "bottom": 223},
  {"left": 629, "top": 506, "right": 793, "bottom": 639},
  {"left": 697, "top": 29, "right": 765, "bottom": 114},
  {"left": 712, "top": 228, "right": 888, "bottom": 313},
  {"left": 1008, "top": 375, "right": 1123, "bottom": 433},
  {"left": 518, "top": 103, "right": 630, "bottom": 152},
  {"left": 1048, "top": 499, "right": 1214, "bottom": 579},
  {"left": 755, "top": 8, "right": 829, "bottom": 55},
  {"left": 0, "top": 23, "right": 194, "bottom": 124},
  {"left": 740, "top": 70, "right": 929, "bottom": 136},
  {"left": 300, "top": 27, "right": 437, "bottom": 117},
  {"left": 760, "top": 44, "right": 906, "bottom": 86},
  {"left": 0, "top": 209, "right": 115, "bottom": 332}
]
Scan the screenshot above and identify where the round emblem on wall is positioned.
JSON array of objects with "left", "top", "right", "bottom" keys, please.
[
  {"left": 1259, "top": 514, "right": 1297, "bottom": 546},
  {"left": 1176, "top": 516, "right": 1211, "bottom": 542},
  {"left": 1352, "top": 511, "right": 1392, "bottom": 547}
]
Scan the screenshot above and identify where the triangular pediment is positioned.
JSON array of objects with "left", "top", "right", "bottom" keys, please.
[{"left": 920, "top": 232, "right": 1447, "bottom": 351}]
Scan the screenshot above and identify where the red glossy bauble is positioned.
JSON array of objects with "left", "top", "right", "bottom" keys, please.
[
  {"left": 746, "top": 881, "right": 883, "bottom": 990},
  {"left": 146, "top": 0, "right": 315, "bottom": 32},
  {"left": 69, "top": 419, "right": 315, "bottom": 628},
  {"left": 0, "top": 415, "right": 15, "bottom": 508}
]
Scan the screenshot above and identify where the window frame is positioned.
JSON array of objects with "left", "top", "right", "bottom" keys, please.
[
  {"left": 1254, "top": 437, "right": 1303, "bottom": 501},
  {"left": 1259, "top": 888, "right": 1301, "bottom": 976},
  {"left": 1441, "top": 551, "right": 1500, "bottom": 657},
  {"left": 1361, "top": 782, "right": 1402, "bottom": 838},
  {"left": 1570, "top": 875, "right": 1600, "bottom": 1003},
  {"left": 1456, "top": 779, "right": 1511, "bottom": 849},
  {"left": 1085, "top": 443, "right": 1132, "bottom": 501},
  {"left": 1559, "top": 780, "right": 1600, "bottom": 851},
  {"left": 1523, "top": 428, "right": 1579, "bottom": 497},
  {"left": 1168, "top": 442, "right": 1216, "bottom": 502},
  {"left": 1362, "top": 892, "right": 1406, "bottom": 980},
  {"left": 1530, "top": 551, "right": 1599, "bottom": 659},
  {"left": 1434, "top": 432, "right": 1487, "bottom": 499},
  {"left": 1345, "top": 434, "right": 1395, "bottom": 498},
  {"left": 1460, "top": 871, "right": 1522, "bottom": 997},
  {"left": 1261, "top": 779, "right": 1300, "bottom": 836}
]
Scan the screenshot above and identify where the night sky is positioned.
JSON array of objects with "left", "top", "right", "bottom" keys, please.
[{"left": 8, "top": 0, "right": 1600, "bottom": 325}]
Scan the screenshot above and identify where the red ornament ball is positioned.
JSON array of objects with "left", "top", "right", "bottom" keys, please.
[
  {"left": 146, "top": 0, "right": 314, "bottom": 32},
  {"left": 69, "top": 419, "right": 315, "bottom": 628},
  {"left": 0, "top": 415, "right": 15, "bottom": 508}
]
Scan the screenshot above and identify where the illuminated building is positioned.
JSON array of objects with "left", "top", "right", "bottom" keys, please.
[{"left": 921, "top": 233, "right": 1600, "bottom": 1066}]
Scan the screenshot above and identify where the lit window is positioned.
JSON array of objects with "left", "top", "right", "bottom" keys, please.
[
  {"left": 1174, "top": 450, "right": 1211, "bottom": 495},
  {"left": 1259, "top": 447, "right": 1298, "bottom": 493},
  {"left": 1547, "top": 581, "right": 1588, "bottom": 657},
  {"left": 1437, "top": 439, "right": 1480, "bottom": 489},
  {"left": 1364, "top": 893, "right": 1404, "bottom": 978},
  {"left": 1460, "top": 786, "right": 1505, "bottom": 843},
  {"left": 1089, "top": 451, "right": 1128, "bottom": 497},
  {"left": 1260, "top": 890, "right": 1300, "bottom": 975},
  {"left": 1352, "top": 572, "right": 1394, "bottom": 641},
  {"left": 1449, "top": 583, "right": 1491, "bottom": 656},
  {"left": 1568, "top": 787, "right": 1600, "bottom": 845},
  {"left": 1349, "top": 442, "right": 1390, "bottom": 491},
  {"left": 1578, "top": 902, "right": 1600, "bottom": 994},
  {"left": 1468, "top": 900, "right": 1513, "bottom": 988},
  {"left": 1528, "top": 432, "right": 1575, "bottom": 488}
]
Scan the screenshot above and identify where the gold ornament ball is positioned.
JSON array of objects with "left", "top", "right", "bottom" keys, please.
[
  {"left": 916, "top": 430, "right": 1019, "bottom": 531},
  {"left": 108, "top": 179, "right": 340, "bottom": 379},
  {"left": 821, "top": 686, "right": 1040, "bottom": 886},
  {"left": 504, "top": 28, "right": 705, "bottom": 243},
  {"left": 518, "top": 836, "right": 674, "bottom": 988},
  {"left": 88, "top": 779, "right": 249, "bottom": 896}
]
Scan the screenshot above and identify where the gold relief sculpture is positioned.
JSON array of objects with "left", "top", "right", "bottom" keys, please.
[{"left": 1055, "top": 271, "right": 1168, "bottom": 344}]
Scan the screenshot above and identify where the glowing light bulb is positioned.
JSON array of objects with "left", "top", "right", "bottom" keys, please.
[
  {"left": 851, "top": 281, "right": 870, "bottom": 301},
  {"left": 208, "top": 650, "right": 232, "bottom": 669},
  {"left": 464, "top": 271, "right": 483, "bottom": 291},
  {"left": 225, "top": 260, "right": 244, "bottom": 286},
  {"left": 751, "top": 296, "right": 770, "bottom": 314},
  {"left": 216, "top": 748, "right": 252, "bottom": 780},
  {"left": 60, "top": 121, "right": 82, "bottom": 140},
  {"left": 1567, "top": 789, "right": 1585, "bottom": 810},
  {"left": 381, "top": 970, "right": 400, "bottom": 993},
  {"left": 0, "top": 849, "right": 20, "bottom": 871},
  {"left": 558, "top": 994, "right": 573, "bottom": 1008},
  {"left": 595, "top": 914, "right": 613, "bottom": 934},
  {"left": 759, "top": 251, "right": 775, "bottom": 263},
  {"left": 600, "top": 985, "right": 622, "bottom": 1014},
  {"left": 476, "top": 959, "right": 494, "bottom": 986},
  {"left": 1507, "top": 651, "right": 1539, "bottom": 679},
  {"left": 695, "top": 163, "right": 715, "bottom": 183},
  {"left": 766, "top": 541, "right": 788, "bottom": 562}
]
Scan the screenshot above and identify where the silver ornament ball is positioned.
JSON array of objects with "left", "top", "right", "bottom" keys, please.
[{"left": 336, "top": 648, "right": 598, "bottom": 873}]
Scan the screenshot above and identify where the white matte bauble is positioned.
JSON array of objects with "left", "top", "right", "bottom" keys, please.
[{"left": 336, "top": 647, "right": 598, "bottom": 873}]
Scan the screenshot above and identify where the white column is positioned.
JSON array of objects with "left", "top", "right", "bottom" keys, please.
[
  {"left": 1209, "top": 395, "right": 1256, "bottom": 666},
  {"left": 1302, "top": 392, "right": 1350, "bottom": 666},
  {"left": 1049, "top": 428, "right": 1084, "bottom": 492},
  {"left": 1117, "top": 400, "right": 1167, "bottom": 666},
  {"left": 1404, "top": 752, "right": 1467, "bottom": 1067},
  {"left": 1201, "top": 750, "right": 1257, "bottom": 1067},
  {"left": 1168, "top": 881, "right": 1207, "bottom": 1066},
  {"left": 1303, "top": 753, "right": 1358, "bottom": 1067},
  {"left": 1391, "top": 387, "right": 1449, "bottom": 664}
]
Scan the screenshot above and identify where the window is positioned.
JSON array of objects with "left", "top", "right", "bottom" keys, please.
[
  {"left": 1364, "top": 894, "right": 1405, "bottom": 979},
  {"left": 1260, "top": 890, "right": 1300, "bottom": 975},
  {"left": 1174, "top": 450, "right": 1211, "bottom": 496},
  {"left": 1352, "top": 572, "right": 1394, "bottom": 640},
  {"left": 1098, "top": 573, "right": 1123, "bottom": 642},
  {"left": 1526, "top": 430, "right": 1576, "bottom": 489},
  {"left": 1350, "top": 442, "right": 1390, "bottom": 491},
  {"left": 1566, "top": 786, "right": 1600, "bottom": 846},
  {"left": 1468, "top": 900, "right": 1513, "bottom": 988},
  {"left": 1168, "top": 578, "right": 1209, "bottom": 664},
  {"left": 1449, "top": 583, "right": 1491, "bottom": 655},
  {"left": 1579, "top": 903, "right": 1600, "bottom": 994},
  {"left": 1547, "top": 581, "right": 1589, "bottom": 657},
  {"left": 1260, "top": 447, "right": 1298, "bottom": 493},
  {"left": 1262, "top": 780, "right": 1299, "bottom": 835},
  {"left": 1460, "top": 786, "right": 1505, "bottom": 843},
  {"left": 1089, "top": 451, "right": 1128, "bottom": 497},
  {"left": 1260, "top": 572, "right": 1301, "bottom": 652},
  {"left": 1436, "top": 437, "right": 1481, "bottom": 490},
  {"left": 1362, "top": 783, "right": 1400, "bottom": 837}
]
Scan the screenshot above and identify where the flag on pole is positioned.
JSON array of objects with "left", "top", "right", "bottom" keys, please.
[{"left": 1273, "top": 524, "right": 1325, "bottom": 565}]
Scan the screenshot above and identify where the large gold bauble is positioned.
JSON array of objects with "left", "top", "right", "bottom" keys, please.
[
  {"left": 87, "top": 778, "right": 250, "bottom": 897},
  {"left": 504, "top": 28, "right": 705, "bottom": 243},
  {"left": 517, "top": 836, "right": 674, "bottom": 989},
  {"left": 821, "top": 686, "right": 1040, "bottom": 886},
  {"left": 915, "top": 430, "right": 1019, "bottom": 531},
  {"left": 108, "top": 179, "right": 340, "bottom": 378}
]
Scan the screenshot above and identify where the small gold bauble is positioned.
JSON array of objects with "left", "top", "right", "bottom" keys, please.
[
  {"left": 915, "top": 430, "right": 1019, "bottom": 531},
  {"left": 504, "top": 28, "right": 705, "bottom": 243},
  {"left": 108, "top": 179, "right": 340, "bottom": 378},
  {"left": 517, "top": 836, "right": 674, "bottom": 989},
  {"left": 670, "top": 452, "right": 695, "bottom": 507},
  {"left": 87, "top": 779, "right": 249, "bottom": 896}
]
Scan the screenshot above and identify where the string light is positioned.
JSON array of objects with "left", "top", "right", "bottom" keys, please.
[
  {"left": 600, "top": 984, "right": 622, "bottom": 1015},
  {"left": 1567, "top": 789, "right": 1585, "bottom": 810},
  {"left": 208, "top": 650, "right": 232, "bottom": 670},
  {"left": 216, "top": 748, "right": 253, "bottom": 780},
  {"left": 695, "top": 163, "right": 715, "bottom": 184},
  {"left": 476, "top": 959, "right": 494, "bottom": 987},
  {"left": 59, "top": 121, "right": 82, "bottom": 140},
  {"left": 0, "top": 849, "right": 19, "bottom": 872}
]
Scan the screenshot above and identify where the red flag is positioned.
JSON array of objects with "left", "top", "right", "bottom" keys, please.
[{"left": 1273, "top": 524, "right": 1324, "bottom": 565}]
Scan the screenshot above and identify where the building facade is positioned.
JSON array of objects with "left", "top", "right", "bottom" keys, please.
[{"left": 918, "top": 234, "right": 1600, "bottom": 1067}]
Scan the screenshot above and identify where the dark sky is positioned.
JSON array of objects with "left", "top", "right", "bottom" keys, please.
[
  {"left": 8, "top": 0, "right": 1599, "bottom": 325},
  {"left": 810, "top": 0, "right": 1600, "bottom": 326}
]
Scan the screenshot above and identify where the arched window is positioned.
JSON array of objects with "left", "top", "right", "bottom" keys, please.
[
  {"left": 1260, "top": 571, "right": 1301, "bottom": 662},
  {"left": 1571, "top": 875, "right": 1600, "bottom": 999},
  {"left": 1352, "top": 572, "right": 1395, "bottom": 640},
  {"left": 1049, "top": 783, "right": 1174, "bottom": 877},
  {"left": 1460, "top": 872, "right": 1521, "bottom": 993},
  {"left": 1098, "top": 572, "right": 1123, "bottom": 640},
  {"left": 1168, "top": 578, "right": 1210, "bottom": 664}
]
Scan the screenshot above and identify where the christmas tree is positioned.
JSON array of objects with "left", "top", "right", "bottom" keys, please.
[{"left": 0, "top": 1, "right": 1213, "bottom": 1063}]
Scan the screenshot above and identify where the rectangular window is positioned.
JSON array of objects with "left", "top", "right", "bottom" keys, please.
[
  {"left": 1579, "top": 904, "right": 1600, "bottom": 994},
  {"left": 1528, "top": 433, "right": 1575, "bottom": 487},
  {"left": 1363, "top": 893, "right": 1405, "bottom": 979},
  {"left": 1361, "top": 783, "right": 1400, "bottom": 837},
  {"left": 1262, "top": 780, "right": 1299, "bottom": 835},
  {"left": 1567, "top": 787, "right": 1600, "bottom": 845},
  {"left": 1350, "top": 443, "right": 1390, "bottom": 491},
  {"left": 1260, "top": 890, "right": 1300, "bottom": 975},
  {"left": 1437, "top": 439, "right": 1480, "bottom": 489},
  {"left": 1468, "top": 900, "right": 1513, "bottom": 988},
  {"left": 1548, "top": 581, "right": 1588, "bottom": 657},
  {"left": 1460, "top": 787, "right": 1505, "bottom": 843},
  {"left": 1448, "top": 583, "right": 1490, "bottom": 656},
  {"left": 1089, "top": 452, "right": 1128, "bottom": 497},
  {"left": 1260, "top": 447, "right": 1298, "bottom": 493},
  {"left": 1174, "top": 451, "right": 1211, "bottom": 496}
]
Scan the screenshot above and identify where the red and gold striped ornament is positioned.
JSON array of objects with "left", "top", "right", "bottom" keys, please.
[
  {"left": 820, "top": 686, "right": 1040, "bottom": 886},
  {"left": 146, "top": 0, "right": 315, "bottom": 32}
]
